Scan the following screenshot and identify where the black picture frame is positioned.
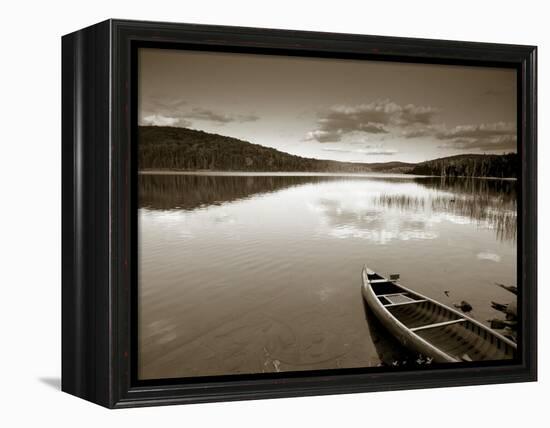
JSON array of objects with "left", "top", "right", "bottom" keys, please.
[{"left": 62, "top": 19, "right": 537, "bottom": 408}]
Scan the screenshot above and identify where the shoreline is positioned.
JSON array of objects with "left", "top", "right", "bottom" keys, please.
[{"left": 138, "top": 170, "right": 517, "bottom": 180}]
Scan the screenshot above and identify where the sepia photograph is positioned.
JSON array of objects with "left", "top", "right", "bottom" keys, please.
[{"left": 137, "top": 47, "right": 519, "bottom": 381}]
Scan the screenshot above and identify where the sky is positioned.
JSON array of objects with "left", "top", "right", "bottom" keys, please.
[{"left": 138, "top": 48, "right": 517, "bottom": 164}]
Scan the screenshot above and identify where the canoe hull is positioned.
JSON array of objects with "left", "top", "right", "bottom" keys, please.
[
  {"left": 361, "top": 266, "right": 516, "bottom": 363},
  {"left": 361, "top": 268, "right": 456, "bottom": 363}
]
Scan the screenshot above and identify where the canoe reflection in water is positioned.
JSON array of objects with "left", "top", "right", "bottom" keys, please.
[{"left": 363, "top": 301, "right": 431, "bottom": 367}]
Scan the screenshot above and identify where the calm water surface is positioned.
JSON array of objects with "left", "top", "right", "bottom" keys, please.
[{"left": 138, "top": 174, "right": 517, "bottom": 379}]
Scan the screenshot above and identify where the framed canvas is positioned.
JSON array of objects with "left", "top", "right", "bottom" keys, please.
[{"left": 61, "top": 19, "right": 537, "bottom": 408}]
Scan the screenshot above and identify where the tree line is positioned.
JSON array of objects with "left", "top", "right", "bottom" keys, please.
[
  {"left": 138, "top": 126, "right": 374, "bottom": 172},
  {"left": 407, "top": 153, "right": 517, "bottom": 178},
  {"left": 139, "top": 126, "right": 518, "bottom": 178}
]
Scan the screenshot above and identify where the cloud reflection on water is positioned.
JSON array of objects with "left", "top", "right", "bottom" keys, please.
[
  {"left": 306, "top": 177, "right": 516, "bottom": 244},
  {"left": 139, "top": 174, "right": 516, "bottom": 243},
  {"left": 311, "top": 197, "right": 438, "bottom": 244}
]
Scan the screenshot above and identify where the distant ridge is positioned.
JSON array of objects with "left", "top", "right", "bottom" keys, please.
[
  {"left": 138, "top": 126, "right": 413, "bottom": 173},
  {"left": 408, "top": 153, "right": 517, "bottom": 178},
  {"left": 138, "top": 126, "right": 517, "bottom": 177}
]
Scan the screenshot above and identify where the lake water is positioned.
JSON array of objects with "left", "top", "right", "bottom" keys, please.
[{"left": 138, "top": 173, "right": 517, "bottom": 380}]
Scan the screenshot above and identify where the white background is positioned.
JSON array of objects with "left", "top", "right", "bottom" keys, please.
[{"left": 0, "top": 0, "right": 547, "bottom": 425}]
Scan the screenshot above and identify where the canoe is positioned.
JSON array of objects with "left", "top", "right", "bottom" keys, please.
[{"left": 361, "top": 266, "right": 517, "bottom": 363}]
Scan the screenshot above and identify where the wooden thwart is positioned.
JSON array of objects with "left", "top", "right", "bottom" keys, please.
[
  {"left": 384, "top": 299, "right": 427, "bottom": 307},
  {"left": 410, "top": 318, "right": 466, "bottom": 332}
]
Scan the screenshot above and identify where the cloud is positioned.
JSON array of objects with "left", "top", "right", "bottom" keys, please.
[
  {"left": 401, "top": 120, "right": 517, "bottom": 152},
  {"left": 360, "top": 144, "right": 398, "bottom": 156},
  {"left": 308, "top": 100, "right": 516, "bottom": 153},
  {"left": 306, "top": 100, "right": 438, "bottom": 143},
  {"left": 438, "top": 135, "right": 517, "bottom": 151},
  {"left": 436, "top": 122, "right": 517, "bottom": 151},
  {"left": 322, "top": 144, "right": 397, "bottom": 156},
  {"left": 321, "top": 148, "right": 353, "bottom": 153},
  {"left": 139, "top": 96, "right": 189, "bottom": 127},
  {"left": 362, "top": 149, "right": 398, "bottom": 156},
  {"left": 185, "top": 108, "right": 259, "bottom": 124},
  {"left": 401, "top": 124, "right": 443, "bottom": 139},
  {"left": 435, "top": 122, "right": 515, "bottom": 140},
  {"left": 139, "top": 96, "right": 259, "bottom": 127},
  {"left": 306, "top": 130, "right": 348, "bottom": 143},
  {"left": 142, "top": 114, "right": 190, "bottom": 127}
]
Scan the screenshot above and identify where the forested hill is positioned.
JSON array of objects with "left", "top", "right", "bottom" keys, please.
[
  {"left": 407, "top": 153, "right": 517, "bottom": 178},
  {"left": 138, "top": 126, "right": 412, "bottom": 173},
  {"left": 138, "top": 126, "right": 517, "bottom": 177}
]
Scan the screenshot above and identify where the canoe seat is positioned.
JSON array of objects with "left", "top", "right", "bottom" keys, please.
[{"left": 382, "top": 293, "right": 413, "bottom": 305}]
